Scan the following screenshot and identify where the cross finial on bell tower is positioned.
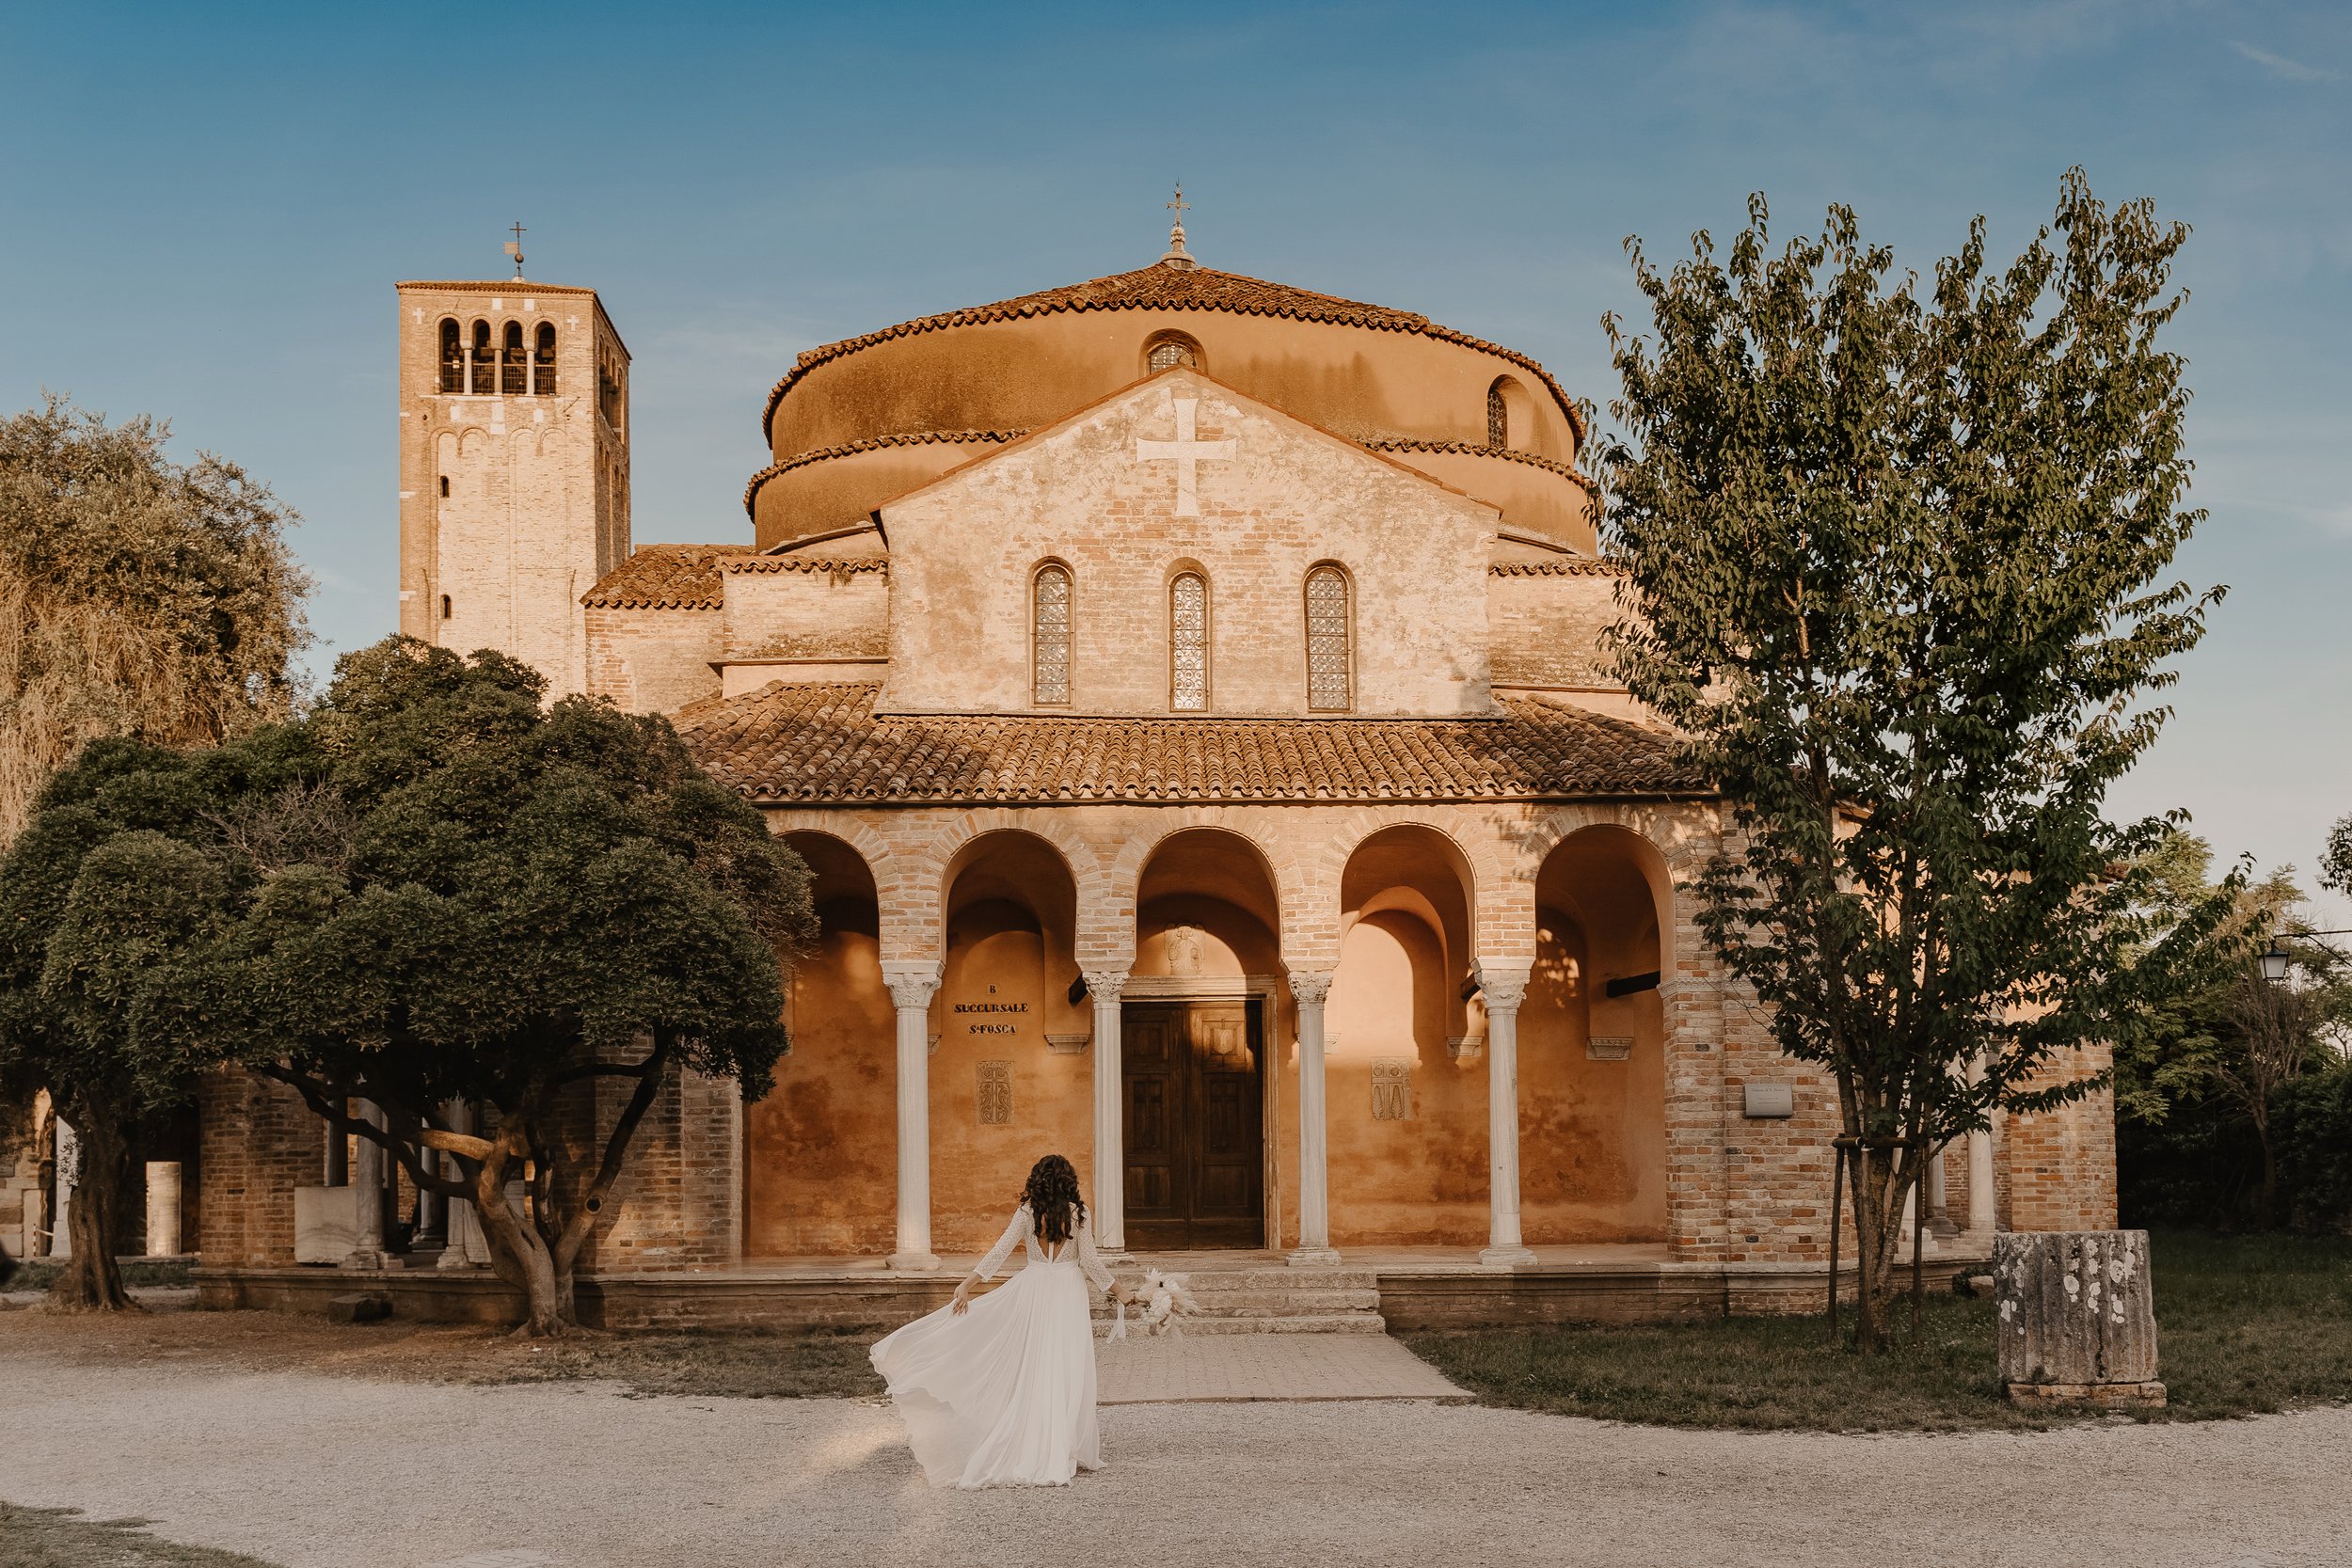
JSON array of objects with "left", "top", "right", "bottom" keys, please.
[
  {"left": 1160, "top": 183, "right": 1197, "bottom": 271},
  {"left": 502, "top": 220, "right": 527, "bottom": 280}
]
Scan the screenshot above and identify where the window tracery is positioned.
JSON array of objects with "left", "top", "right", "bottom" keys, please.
[
  {"left": 1032, "top": 562, "right": 1072, "bottom": 706},
  {"left": 1169, "top": 571, "right": 1209, "bottom": 711},
  {"left": 1146, "top": 332, "right": 1202, "bottom": 373},
  {"left": 1487, "top": 380, "right": 1508, "bottom": 449},
  {"left": 1305, "top": 564, "right": 1353, "bottom": 711}
]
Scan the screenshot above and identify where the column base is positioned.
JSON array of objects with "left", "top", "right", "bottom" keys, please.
[
  {"left": 339, "top": 1248, "right": 391, "bottom": 1272},
  {"left": 435, "top": 1247, "right": 475, "bottom": 1272},
  {"left": 888, "top": 1251, "right": 943, "bottom": 1273},
  {"left": 1286, "top": 1246, "right": 1344, "bottom": 1268},
  {"left": 1479, "top": 1244, "right": 1537, "bottom": 1267}
]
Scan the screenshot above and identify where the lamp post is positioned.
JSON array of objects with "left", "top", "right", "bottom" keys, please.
[{"left": 2260, "top": 929, "right": 2351, "bottom": 985}]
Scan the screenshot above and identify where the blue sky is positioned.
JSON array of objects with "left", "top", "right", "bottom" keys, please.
[{"left": 5, "top": 1, "right": 2346, "bottom": 918}]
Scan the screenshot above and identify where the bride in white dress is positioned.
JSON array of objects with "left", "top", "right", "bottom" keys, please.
[{"left": 870, "top": 1154, "right": 1133, "bottom": 1489}]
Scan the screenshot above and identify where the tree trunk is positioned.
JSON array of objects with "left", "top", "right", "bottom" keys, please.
[
  {"left": 467, "top": 1134, "right": 573, "bottom": 1336},
  {"left": 1849, "top": 1145, "right": 1893, "bottom": 1353},
  {"left": 50, "top": 1108, "right": 135, "bottom": 1311}
]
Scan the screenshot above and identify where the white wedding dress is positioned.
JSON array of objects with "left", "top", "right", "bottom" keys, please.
[{"left": 869, "top": 1201, "right": 1114, "bottom": 1489}]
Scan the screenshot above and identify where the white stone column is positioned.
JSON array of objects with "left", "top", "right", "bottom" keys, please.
[
  {"left": 1287, "top": 969, "right": 1342, "bottom": 1267},
  {"left": 1479, "top": 964, "right": 1537, "bottom": 1265},
  {"left": 437, "top": 1100, "right": 477, "bottom": 1269},
  {"left": 881, "top": 960, "right": 943, "bottom": 1271},
  {"left": 1967, "top": 1052, "right": 1997, "bottom": 1239},
  {"left": 1084, "top": 968, "right": 1130, "bottom": 1255},
  {"left": 50, "top": 1117, "right": 76, "bottom": 1259},
  {"left": 343, "top": 1101, "right": 389, "bottom": 1269},
  {"left": 144, "top": 1162, "right": 183, "bottom": 1256}
]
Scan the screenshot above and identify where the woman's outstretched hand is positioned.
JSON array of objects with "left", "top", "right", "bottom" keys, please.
[{"left": 951, "top": 1281, "right": 974, "bottom": 1315}]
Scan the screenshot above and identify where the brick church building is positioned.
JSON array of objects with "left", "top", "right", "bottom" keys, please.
[{"left": 185, "top": 213, "right": 2115, "bottom": 1325}]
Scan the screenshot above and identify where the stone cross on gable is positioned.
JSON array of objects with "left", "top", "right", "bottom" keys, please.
[{"left": 1136, "top": 395, "right": 1235, "bottom": 517}]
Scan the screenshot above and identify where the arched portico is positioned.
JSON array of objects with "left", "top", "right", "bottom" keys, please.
[
  {"left": 1327, "top": 825, "right": 1486, "bottom": 1247},
  {"left": 1108, "top": 828, "right": 1285, "bottom": 1252},
  {"left": 1518, "top": 823, "right": 1672, "bottom": 1244},
  {"left": 746, "top": 832, "right": 892, "bottom": 1257}
]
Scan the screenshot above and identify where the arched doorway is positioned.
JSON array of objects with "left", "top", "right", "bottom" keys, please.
[
  {"left": 1521, "top": 825, "right": 1670, "bottom": 1243},
  {"left": 1328, "top": 825, "right": 1484, "bottom": 1246},
  {"left": 931, "top": 832, "right": 1087, "bottom": 1252},
  {"left": 1125, "top": 829, "right": 1282, "bottom": 1248},
  {"left": 746, "top": 833, "right": 891, "bottom": 1256}
]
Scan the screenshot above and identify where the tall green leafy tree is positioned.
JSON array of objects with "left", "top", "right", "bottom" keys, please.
[
  {"left": 1600, "top": 171, "right": 2227, "bottom": 1348},
  {"left": 0, "top": 640, "right": 816, "bottom": 1329}
]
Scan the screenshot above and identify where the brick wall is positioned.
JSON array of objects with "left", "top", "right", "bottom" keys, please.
[
  {"left": 1486, "top": 565, "right": 1621, "bottom": 690},
  {"left": 584, "top": 605, "right": 722, "bottom": 715},
  {"left": 2004, "top": 1040, "right": 2119, "bottom": 1232},
  {"left": 197, "top": 1069, "right": 320, "bottom": 1266}
]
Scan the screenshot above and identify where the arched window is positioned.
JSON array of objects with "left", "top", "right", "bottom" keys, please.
[
  {"left": 469, "top": 320, "right": 495, "bottom": 394},
  {"left": 439, "top": 594, "right": 452, "bottom": 620},
  {"left": 1145, "top": 332, "right": 1202, "bottom": 374},
  {"left": 532, "top": 322, "right": 558, "bottom": 396},
  {"left": 1031, "top": 562, "right": 1073, "bottom": 705},
  {"left": 501, "top": 322, "right": 527, "bottom": 395},
  {"left": 1487, "top": 379, "right": 1509, "bottom": 449},
  {"left": 1169, "top": 571, "right": 1209, "bottom": 711},
  {"left": 1305, "top": 564, "right": 1353, "bottom": 711},
  {"left": 437, "top": 319, "right": 463, "bottom": 393}
]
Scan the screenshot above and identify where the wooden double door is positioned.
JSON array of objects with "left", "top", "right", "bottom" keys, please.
[{"left": 1122, "top": 1001, "right": 1265, "bottom": 1249}]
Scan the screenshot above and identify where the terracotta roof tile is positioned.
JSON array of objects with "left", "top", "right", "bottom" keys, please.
[
  {"left": 1488, "top": 559, "right": 1625, "bottom": 577},
  {"left": 760, "top": 262, "right": 1585, "bottom": 448},
  {"left": 580, "top": 545, "right": 755, "bottom": 610},
  {"left": 675, "top": 682, "right": 1703, "bottom": 804}
]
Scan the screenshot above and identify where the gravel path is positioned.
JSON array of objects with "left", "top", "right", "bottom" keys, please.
[{"left": 6, "top": 1348, "right": 2347, "bottom": 1568}]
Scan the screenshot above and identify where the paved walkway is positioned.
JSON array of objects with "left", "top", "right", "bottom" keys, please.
[
  {"left": 1097, "top": 1331, "right": 1469, "bottom": 1403},
  {"left": 8, "top": 1338, "right": 2350, "bottom": 1567}
]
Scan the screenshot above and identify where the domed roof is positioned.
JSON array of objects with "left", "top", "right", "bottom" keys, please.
[{"left": 761, "top": 258, "right": 1584, "bottom": 447}]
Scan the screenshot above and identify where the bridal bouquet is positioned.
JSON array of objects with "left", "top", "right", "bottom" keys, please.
[{"left": 1106, "top": 1267, "right": 1201, "bottom": 1339}]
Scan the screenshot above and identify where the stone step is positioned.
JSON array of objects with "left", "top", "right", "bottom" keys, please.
[
  {"left": 1092, "top": 1287, "right": 1380, "bottom": 1312},
  {"left": 1094, "top": 1313, "right": 1388, "bottom": 1338},
  {"left": 1120, "top": 1269, "right": 1381, "bottom": 1291}
]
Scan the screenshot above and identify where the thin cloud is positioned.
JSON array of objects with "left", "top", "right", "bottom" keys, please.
[{"left": 2227, "top": 40, "right": 2342, "bottom": 83}]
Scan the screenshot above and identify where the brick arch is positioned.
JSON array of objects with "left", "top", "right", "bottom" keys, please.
[
  {"left": 1515, "top": 807, "right": 1689, "bottom": 971},
  {"left": 1097, "top": 809, "right": 1311, "bottom": 970},
  {"left": 891, "top": 809, "right": 1105, "bottom": 962},
  {"left": 761, "top": 810, "right": 906, "bottom": 953},
  {"left": 1301, "top": 808, "right": 1504, "bottom": 969}
]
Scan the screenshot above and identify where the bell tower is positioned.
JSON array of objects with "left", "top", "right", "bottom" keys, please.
[{"left": 395, "top": 263, "right": 629, "bottom": 700}]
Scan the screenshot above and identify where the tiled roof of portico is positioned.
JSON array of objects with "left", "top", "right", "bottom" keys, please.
[{"left": 674, "top": 681, "right": 1705, "bottom": 804}]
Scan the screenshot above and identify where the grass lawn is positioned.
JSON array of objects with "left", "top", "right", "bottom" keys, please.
[
  {"left": 0, "top": 1503, "right": 283, "bottom": 1568},
  {"left": 1402, "top": 1228, "right": 2352, "bottom": 1431}
]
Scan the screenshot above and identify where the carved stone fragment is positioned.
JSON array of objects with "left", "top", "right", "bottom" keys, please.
[{"left": 1994, "top": 1229, "right": 2164, "bottom": 1406}]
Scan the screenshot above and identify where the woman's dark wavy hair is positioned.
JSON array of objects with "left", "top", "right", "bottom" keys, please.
[{"left": 1021, "top": 1153, "right": 1086, "bottom": 1247}]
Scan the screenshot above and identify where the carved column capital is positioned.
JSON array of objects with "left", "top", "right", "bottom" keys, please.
[
  {"left": 1081, "top": 968, "right": 1130, "bottom": 1004},
  {"left": 879, "top": 961, "right": 942, "bottom": 1012},
  {"left": 1288, "top": 969, "right": 1335, "bottom": 1006},
  {"left": 1476, "top": 964, "right": 1531, "bottom": 1012}
]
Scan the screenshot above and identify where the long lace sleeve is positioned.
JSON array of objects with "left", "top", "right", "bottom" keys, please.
[
  {"left": 1075, "top": 1209, "right": 1115, "bottom": 1294},
  {"left": 972, "top": 1203, "right": 1031, "bottom": 1280}
]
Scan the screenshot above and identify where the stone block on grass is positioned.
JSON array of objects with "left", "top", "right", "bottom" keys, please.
[{"left": 1994, "top": 1230, "right": 2164, "bottom": 1408}]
